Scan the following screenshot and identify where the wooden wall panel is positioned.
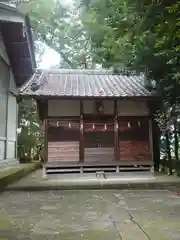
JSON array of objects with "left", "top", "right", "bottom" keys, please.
[
  {"left": 84, "top": 119, "right": 114, "bottom": 162},
  {"left": 47, "top": 119, "right": 80, "bottom": 162},
  {"left": 48, "top": 141, "right": 79, "bottom": 162},
  {"left": 119, "top": 118, "right": 151, "bottom": 161},
  {"left": 85, "top": 148, "right": 114, "bottom": 162},
  {"left": 119, "top": 141, "right": 150, "bottom": 161}
]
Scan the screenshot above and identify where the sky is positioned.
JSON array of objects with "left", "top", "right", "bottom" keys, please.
[{"left": 38, "top": 46, "right": 60, "bottom": 69}]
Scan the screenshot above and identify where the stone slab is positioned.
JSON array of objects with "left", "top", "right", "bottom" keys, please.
[
  {"left": 0, "top": 189, "right": 179, "bottom": 239},
  {"left": 5, "top": 170, "right": 180, "bottom": 191}
]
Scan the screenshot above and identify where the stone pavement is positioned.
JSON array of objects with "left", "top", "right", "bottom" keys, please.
[{"left": 0, "top": 189, "right": 180, "bottom": 239}]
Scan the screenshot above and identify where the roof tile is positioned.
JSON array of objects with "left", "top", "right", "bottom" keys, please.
[{"left": 19, "top": 69, "right": 154, "bottom": 98}]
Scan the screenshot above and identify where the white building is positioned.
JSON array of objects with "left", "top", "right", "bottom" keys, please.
[{"left": 0, "top": 3, "right": 36, "bottom": 167}]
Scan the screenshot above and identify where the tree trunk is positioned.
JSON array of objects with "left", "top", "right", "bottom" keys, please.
[
  {"left": 152, "top": 118, "right": 160, "bottom": 172},
  {"left": 165, "top": 131, "right": 172, "bottom": 175},
  {"left": 174, "top": 120, "right": 179, "bottom": 162}
]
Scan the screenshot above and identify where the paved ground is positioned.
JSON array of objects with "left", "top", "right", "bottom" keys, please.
[
  {"left": 0, "top": 189, "right": 180, "bottom": 239},
  {"left": 6, "top": 170, "right": 180, "bottom": 190}
]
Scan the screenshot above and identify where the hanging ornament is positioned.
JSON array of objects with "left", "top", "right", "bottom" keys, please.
[
  {"left": 104, "top": 124, "right": 107, "bottom": 130},
  {"left": 93, "top": 124, "right": 95, "bottom": 130},
  {"left": 69, "top": 122, "right": 71, "bottom": 128},
  {"left": 138, "top": 121, "right": 140, "bottom": 127},
  {"left": 128, "top": 122, "right": 131, "bottom": 128}
]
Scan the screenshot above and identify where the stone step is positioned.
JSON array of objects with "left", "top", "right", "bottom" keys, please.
[{"left": 45, "top": 165, "right": 151, "bottom": 174}]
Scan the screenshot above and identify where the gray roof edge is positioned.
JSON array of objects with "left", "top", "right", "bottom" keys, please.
[
  {"left": 35, "top": 68, "right": 145, "bottom": 76},
  {"left": 18, "top": 72, "right": 37, "bottom": 93},
  {"left": 0, "top": 2, "right": 24, "bottom": 17}
]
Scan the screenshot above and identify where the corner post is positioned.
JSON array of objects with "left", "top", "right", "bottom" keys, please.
[
  {"left": 44, "top": 119, "right": 48, "bottom": 164},
  {"left": 79, "top": 100, "right": 84, "bottom": 162},
  {"left": 114, "top": 100, "right": 119, "bottom": 161},
  {"left": 147, "top": 100, "right": 161, "bottom": 172},
  {"left": 148, "top": 118, "right": 153, "bottom": 167}
]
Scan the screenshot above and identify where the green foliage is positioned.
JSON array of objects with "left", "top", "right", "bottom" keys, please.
[
  {"left": 16, "top": 0, "right": 180, "bottom": 171},
  {"left": 18, "top": 0, "right": 96, "bottom": 69},
  {"left": 79, "top": 0, "right": 137, "bottom": 69},
  {"left": 18, "top": 99, "right": 43, "bottom": 161}
]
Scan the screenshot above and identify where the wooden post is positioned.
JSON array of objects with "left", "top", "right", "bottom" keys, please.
[
  {"left": 152, "top": 119, "right": 160, "bottom": 171},
  {"left": 79, "top": 100, "right": 84, "bottom": 162},
  {"left": 148, "top": 118, "right": 153, "bottom": 166},
  {"left": 44, "top": 119, "right": 48, "bottom": 164},
  {"left": 114, "top": 100, "right": 119, "bottom": 161},
  {"left": 147, "top": 100, "right": 161, "bottom": 172}
]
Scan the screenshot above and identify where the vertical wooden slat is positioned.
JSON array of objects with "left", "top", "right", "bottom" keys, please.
[
  {"left": 114, "top": 100, "right": 119, "bottom": 161},
  {"left": 79, "top": 100, "right": 84, "bottom": 162},
  {"left": 44, "top": 119, "right": 48, "bottom": 163}
]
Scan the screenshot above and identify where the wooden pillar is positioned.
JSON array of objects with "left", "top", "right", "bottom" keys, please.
[
  {"left": 79, "top": 100, "right": 84, "bottom": 162},
  {"left": 114, "top": 100, "right": 119, "bottom": 161},
  {"left": 148, "top": 118, "right": 153, "bottom": 163},
  {"left": 148, "top": 99, "right": 161, "bottom": 171},
  {"left": 44, "top": 119, "right": 48, "bottom": 164},
  {"left": 152, "top": 118, "right": 160, "bottom": 171}
]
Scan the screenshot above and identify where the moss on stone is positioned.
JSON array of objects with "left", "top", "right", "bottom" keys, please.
[{"left": 0, "top": 162, "right": 41, "bottom": 190}]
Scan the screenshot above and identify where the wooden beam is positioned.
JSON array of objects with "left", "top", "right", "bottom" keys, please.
[
  {"left": 114, "top": 100, "right": 120, "bottom": 161},
  {"left": 79, "top": 100, "right": 84, "bottom": 162},
  {"left": 44, "top": 119, "right": 48, "bottom": 163}
]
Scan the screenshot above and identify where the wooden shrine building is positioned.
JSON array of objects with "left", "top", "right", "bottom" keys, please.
[{"left": 19, "top": 69, "right": 160, "bottom": 173}]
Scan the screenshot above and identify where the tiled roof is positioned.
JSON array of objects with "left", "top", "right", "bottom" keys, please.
[{"left": 19, "top": 69, "right": 154, "bottom": 98}]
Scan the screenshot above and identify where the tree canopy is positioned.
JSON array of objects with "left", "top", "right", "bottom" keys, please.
[{"left": 16, "top": 0, "right": 180, "bottom": 172}]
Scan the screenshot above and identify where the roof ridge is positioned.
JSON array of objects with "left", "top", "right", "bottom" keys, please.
[
  {"left": 36, "top": 68, "right": 113, "bottom": 75},
  {"left": 18, "top": 72, "right": 37, "bottom": 93},
  {"left": 0, "top": 2, "right": 24, "bottom": 16},
  {"left": 35, "top": 68, "right": 144, "bottom": 76}
]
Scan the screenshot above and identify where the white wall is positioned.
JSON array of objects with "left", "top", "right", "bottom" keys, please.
[
  {"left": 83, "top": 100, "right": 114, "bottom": 114},
  {"left": 0, "top": 141, "right": 5, "bottom": 160},
  {"left": 6, "top": 94, "right": 17, "bottom": 159},
  {"left": 48, "top": 100, "right": 80, "bottom": 116},
  {"left": 118, "top": 100, "right": 149, "bottom": 116},
  {"left": 0, "top": 56, "right": 9, "bottom": 160},
  {"left": 6, "top": 141, "right": 16, "bottom": 159},
  {"left": 48, "top": 99, "right": 149, "bottom": 116},
  {"left": 0, "top": 30, "right": 17, "bottom": 163}
]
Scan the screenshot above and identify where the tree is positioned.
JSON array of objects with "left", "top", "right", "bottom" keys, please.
[
  {"left": 18, "top": 99, "right": 43, "bottom": 161},
  {"left": 16, "top": 0, "right": 180, "bottom": 171},
  {"left": 18, "top": 0, "right": 96, "bottom": 69},
  {"left": 79, "top": 0, "right": 180, "bottom": 173}
]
